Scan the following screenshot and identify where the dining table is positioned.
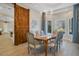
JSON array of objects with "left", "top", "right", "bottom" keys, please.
[{"left": 34, "top": 34, "right": 56, "bottom": 56}]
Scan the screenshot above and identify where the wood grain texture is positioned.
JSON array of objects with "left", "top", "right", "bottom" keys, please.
[{"left": 14, "top": 4, "right": 29, "bottom": 45}]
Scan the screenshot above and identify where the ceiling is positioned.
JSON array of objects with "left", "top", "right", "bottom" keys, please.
[
  {"left": 17, "top": 3, "right": 74, "bottom": 12},
  {"left": 0, "top": 3, "right": 74, "bottom": 22},
  {"left": 0, "top": 3, "right": 14, "bottom": 22}
]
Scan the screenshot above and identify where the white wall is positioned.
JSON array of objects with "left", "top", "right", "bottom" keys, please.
[
  {"left": 53, "top": 12, "right": 66, "bottom": 31},
  {"left": 29, "top": 9, "right": 42, "bottom": 34},
  {"left": 44, "top": 7, "right": 73, "bottom": 41},
  {"left": 3, "top": 22, "right": 8, "bottom": 33},
  {"left": 53, "top": 10, "right": 72, "bottom": 31},
  {"left": 7, "top": 21, "right": 14, "bottom": 32},
  {"left": 0, "top": 20, "right": 14, "bottom": 34},
  {"left": 29, "top": 6, "right": 73, "bottom": 40},
  {"left": 0, "top": 21, "right": 3, "bottom": 30},
  {"left": 52, "top": 8, "right": 73, "bottom": 41}
]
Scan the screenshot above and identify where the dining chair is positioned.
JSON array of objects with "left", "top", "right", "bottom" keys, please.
[
  {"left": 57, "top": 31, "right": 63, "bottom": 49},
  {"left": 48, "top": 33, "right": 59, "bottom": 55},
  {"left": 49, "top": 31, "right": 63, "bottom": 55},
  {"left": 27, "top": 32, "right": 44, "bottom": 55}
]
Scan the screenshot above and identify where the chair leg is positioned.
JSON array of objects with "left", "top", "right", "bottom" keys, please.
[
  {"left": 56, "top": 46, "right": 58, "bottom": 51},
  {"left": 50, "top": 47, "right": 52, "bottom": 51},
  {"left": 34, "top": 51, "right": 37, "bottom": 56},
  {"left": 50, "top": 47, "right": 56, "bottom": 56},
  {"left": 34, "top": 46, "right": 37, "bottom": 56},
  {"left": 28, "top": 46, "right": 30, "bottom": 54},
  {"left": 53, "top": 51, "right": 56, "bottom": 56},
  {"left": 58, "top": 43, "right": 61, "bottom": 50},
  {"left": 51, "top": 49, "right": 55, "bottom": 56},
  {"left": 54, "top": 46, "right": 57, "bottom": 56},
  {"left": 59, "top": 44, "right": 60, "bottom": 49}
]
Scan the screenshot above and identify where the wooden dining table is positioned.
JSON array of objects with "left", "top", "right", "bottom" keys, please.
[{"left": 34, "top": 35, "right": 56, "bottom": 56}]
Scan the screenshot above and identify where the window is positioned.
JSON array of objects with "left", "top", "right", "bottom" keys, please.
[
  {"left": 69, "top": 18, "right": 73, "bottom": 34},
  {"left": 47, "top": 21, "right": 51, "bottom": 33}
]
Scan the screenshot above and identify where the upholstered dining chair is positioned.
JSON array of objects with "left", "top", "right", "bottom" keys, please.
[
  {"left": 57, "top": 31, "right": 63, "bottom": 49},
  {"left": 27, "top": 32, "right": 44, "bottom": 55},
  {"left": 48, "top": 33, "right": 59, "bottom": 55},
  {"left": 49, "top": 31, "right": 63, "bottom": 55}
]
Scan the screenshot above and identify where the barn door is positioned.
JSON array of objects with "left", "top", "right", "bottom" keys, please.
[{"left": 14, "top": 4, "right": 29, "bottom": 45}]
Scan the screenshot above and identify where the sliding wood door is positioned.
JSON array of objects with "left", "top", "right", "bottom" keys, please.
[{"left": 14, "top": 4, "right": 29, "bottom": 45}]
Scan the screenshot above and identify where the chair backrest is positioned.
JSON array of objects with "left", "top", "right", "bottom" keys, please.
[
  {"left": 54, "top": 32, "right": 63, "bottom": 44},
  {"left": 58, "top": 32, "right": 63, "bottom": 41},
  {"left": 27, "top": 32, "right": 35, "bottom": 45}
]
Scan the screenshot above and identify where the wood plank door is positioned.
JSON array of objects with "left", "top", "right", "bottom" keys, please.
[{"left": 14, "top": 4, "right": 29, "bottom": 45}]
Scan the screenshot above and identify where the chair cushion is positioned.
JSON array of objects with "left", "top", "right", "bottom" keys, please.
[
  {"left": 29, "top": 44, "right": 41, "bottom": 48},
  {"left": 48, "top": 43, "right": 55, "bottom": 47}
]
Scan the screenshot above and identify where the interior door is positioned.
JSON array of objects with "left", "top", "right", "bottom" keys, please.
[{"left": 14, "top": 4, "right": 29, "bottom": 45}]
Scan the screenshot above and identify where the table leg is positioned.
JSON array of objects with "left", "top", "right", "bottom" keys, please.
[
  {"left": 0, "top": 31, "right": 2, "bottom": 35},
  {"left": 44, "top": 40, "right": 48, "bottom": 56}
]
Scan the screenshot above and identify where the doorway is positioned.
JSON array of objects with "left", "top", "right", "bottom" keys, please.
[{"left": 0, "top": 3, "right": 14, "bottom": 49}]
